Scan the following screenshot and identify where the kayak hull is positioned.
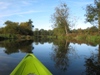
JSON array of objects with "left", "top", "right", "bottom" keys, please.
[{"left": 10, "top": 53, "right": 52, "bottom": 75}]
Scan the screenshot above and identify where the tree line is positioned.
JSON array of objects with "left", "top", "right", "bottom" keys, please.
[
  {"left": 0, "top": 19, "right": 33, "bottom": 36},
  {"left": 0, "top": 19, "right": 54, "bottom": 39},
  {"left": 0, "top": 0, "right": 100, "bottom": 39},
  {"left": 51, "top": 0, "right": 100, "bottom": 37}
]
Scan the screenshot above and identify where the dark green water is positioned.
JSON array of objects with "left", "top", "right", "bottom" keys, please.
[{"left": 0, "top": 40, "right": 99, "bottom": 75}]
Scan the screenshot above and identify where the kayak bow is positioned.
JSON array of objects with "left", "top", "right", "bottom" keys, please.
[{"left": 10, "top": 53, "right": 52, "bottom": 75}]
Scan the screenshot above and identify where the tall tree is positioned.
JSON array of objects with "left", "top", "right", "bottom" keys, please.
[
  {"left": 20, "top": 19, "right": 33, "bottom": 31},
  {"left": 51, "top": 2, "right": 70, "bottom": 36},
  {"left": 28, "top": 19, "right": 34, "bottom": 30},
  {"left": 85, "top": 0, "right": 100, "bottom": 33},
  {"left": 19, "top": 19, "right": 34, "bottom": 35},
  {"left": 4, "top": 20, "right": 19, "bottom": 34}
]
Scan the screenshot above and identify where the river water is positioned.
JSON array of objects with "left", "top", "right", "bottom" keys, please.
[{"left": 0, "top": 40, "right": 99, "bottom": 75}]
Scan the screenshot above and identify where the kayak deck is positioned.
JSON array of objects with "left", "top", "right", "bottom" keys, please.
[{"left": 10, "top": 53, "right": 52, "bottom": 75}]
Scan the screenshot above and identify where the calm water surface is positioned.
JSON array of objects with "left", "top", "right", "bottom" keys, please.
[{"left": 0, "top": 40, "right": 99, "bottom": 75}]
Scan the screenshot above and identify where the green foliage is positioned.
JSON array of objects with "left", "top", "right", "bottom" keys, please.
[
  {"left": 85, "top": 4, "right": 98, "bottom": 23},
  {"left": 4, "top": 20, "right": 19, "bottom": 34},
  {"left": 20, "top": 21, "right": 32, "bottom": 31},
  {"left": 34, "top": 28, "right": 54, "bottom": 38},
  {"left": 85, "top": 0, "right": 100, "bottom": 31},
  {"left": 86, "top": 35, "right": 100, "bottom": 43},
  {"left": 88, "top": 26, "right": 98, "bottom": 33},
  {"left": 1, "top": 19, "right": 33, "bottom": 36},
  {"left": 71, "top": 26, "right": 98, "bottom": 34},
  {"left": 72, "top": 34, "right": 100, "bottom": 44},
  {"left": 19, "top": 19, "right": 33, "bottom": 35},
  {"left": 53, "top": 28, "right": 66, "bottom": 36},
  {"left": 51, "top": 2, "right": 70, "bottom": 36},
  {"left": 0, "top": 34, "right": 17, "bottom": 39},
  {"left": 75, "top": 35, "right": 87, "bottom": 40},
  {"left": 34, "top": 28, "right": 40, "bottom": 36}
]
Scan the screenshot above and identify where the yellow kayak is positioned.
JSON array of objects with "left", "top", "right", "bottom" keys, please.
[{"left": 10, "top": 53, "right": 52, "bottom": 75}]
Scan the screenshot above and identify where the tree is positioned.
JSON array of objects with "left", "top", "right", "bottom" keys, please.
[
  {"left": 85, "top": 0, "right": 100, "bottom": 32},
  {"left": 19, "top": 19, "right": 33, "bottom": 35},
  {"left": 20, "top": 19, "right": 33, "bottom": 31},
  {"left": 0, "top": 28, "right": 4, "bottom": 34},
  {"left": 34, "top": 28, "right": 40, "bottom": 36},
  {"left": 1, "top": 20, "right": 34, "bottom": 36},
  {"left": 28, "top": 19, "right": 34, "bottom": 30},
  {"left": 4, "top": 20, "right": 19, "bottom": 34},
  {"left": 51, "top": 2, "right": 70, "bottom": 36}
]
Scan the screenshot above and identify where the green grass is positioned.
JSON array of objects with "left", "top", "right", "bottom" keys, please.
[
  {"left": 66, "top": 33, "right": 100, "bottom": 44},
  {"left": 86, "top": 35, "right": 100, "bottom": 43}
]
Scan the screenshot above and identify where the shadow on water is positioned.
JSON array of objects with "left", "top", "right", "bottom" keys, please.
[{"left": 0, "top": 39, "right": 34, "bottom": 54}]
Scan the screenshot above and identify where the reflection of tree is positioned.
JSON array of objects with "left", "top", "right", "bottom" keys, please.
[
  {"left": 98, "top": 45, "right": 100, "bottom": 63},
  {"left": 0, "top": 40, "right": 34, "bottom": 54},
  {"left": 34, "top": 37, "right": 52, "bottom": 45},
  {"left": 51, "top": 39, "right": 70, "bottom": 71},
  {"left": 84, "top": 45, "right": 100, "bottom": 75},
  {"left": 18, "top": 40, "right": 34, "bottom": 53}
]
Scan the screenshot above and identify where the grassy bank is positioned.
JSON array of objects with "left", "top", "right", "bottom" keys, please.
[
  {"left": 66, "top": 33, "right": 100, "bottom": 44},
  {"left": 75, "top": 35, "right": 100, "bottom": 43}
]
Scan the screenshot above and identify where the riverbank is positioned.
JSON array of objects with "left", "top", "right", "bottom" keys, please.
[
  {"left": 65, "top": 33, "right": 100, "bottom": 45},
  {"left": 1, "top": 33, "right": 100, "bottom": 45},
  {"left": 0, "top": 34, "right": 34, "bottom": 40}
]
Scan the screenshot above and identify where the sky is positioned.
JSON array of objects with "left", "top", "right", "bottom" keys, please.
[{"left": 0, "top": 0, "right": 94, "bottom": 30}]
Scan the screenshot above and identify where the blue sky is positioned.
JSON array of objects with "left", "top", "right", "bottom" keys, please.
[{"left": 0, "top": 0, "right": 94, "bottom": 30}]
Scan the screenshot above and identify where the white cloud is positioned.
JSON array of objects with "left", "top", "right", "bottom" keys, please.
[
  {"left": 0, "top": 10, "right": 43, "bottom": 18},
  {"left": 0, "top": 0, "right": 45, "bottom": 18}
]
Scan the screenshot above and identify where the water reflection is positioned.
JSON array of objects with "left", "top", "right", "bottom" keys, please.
[
  {"left": 84, "top": 45, "right": 100, "bottom": 75},
  {"left": 0, "top": 39, "right": 100, "bottom": 75},
  {"left": 51, "top": 39, "right": 74, "bottom": 71},
  {"left": 0, "top": 40, "right": 34, "bottom": 54},
  {"left": 34, "top": 37, "right": 53, "bottom": 45}
]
